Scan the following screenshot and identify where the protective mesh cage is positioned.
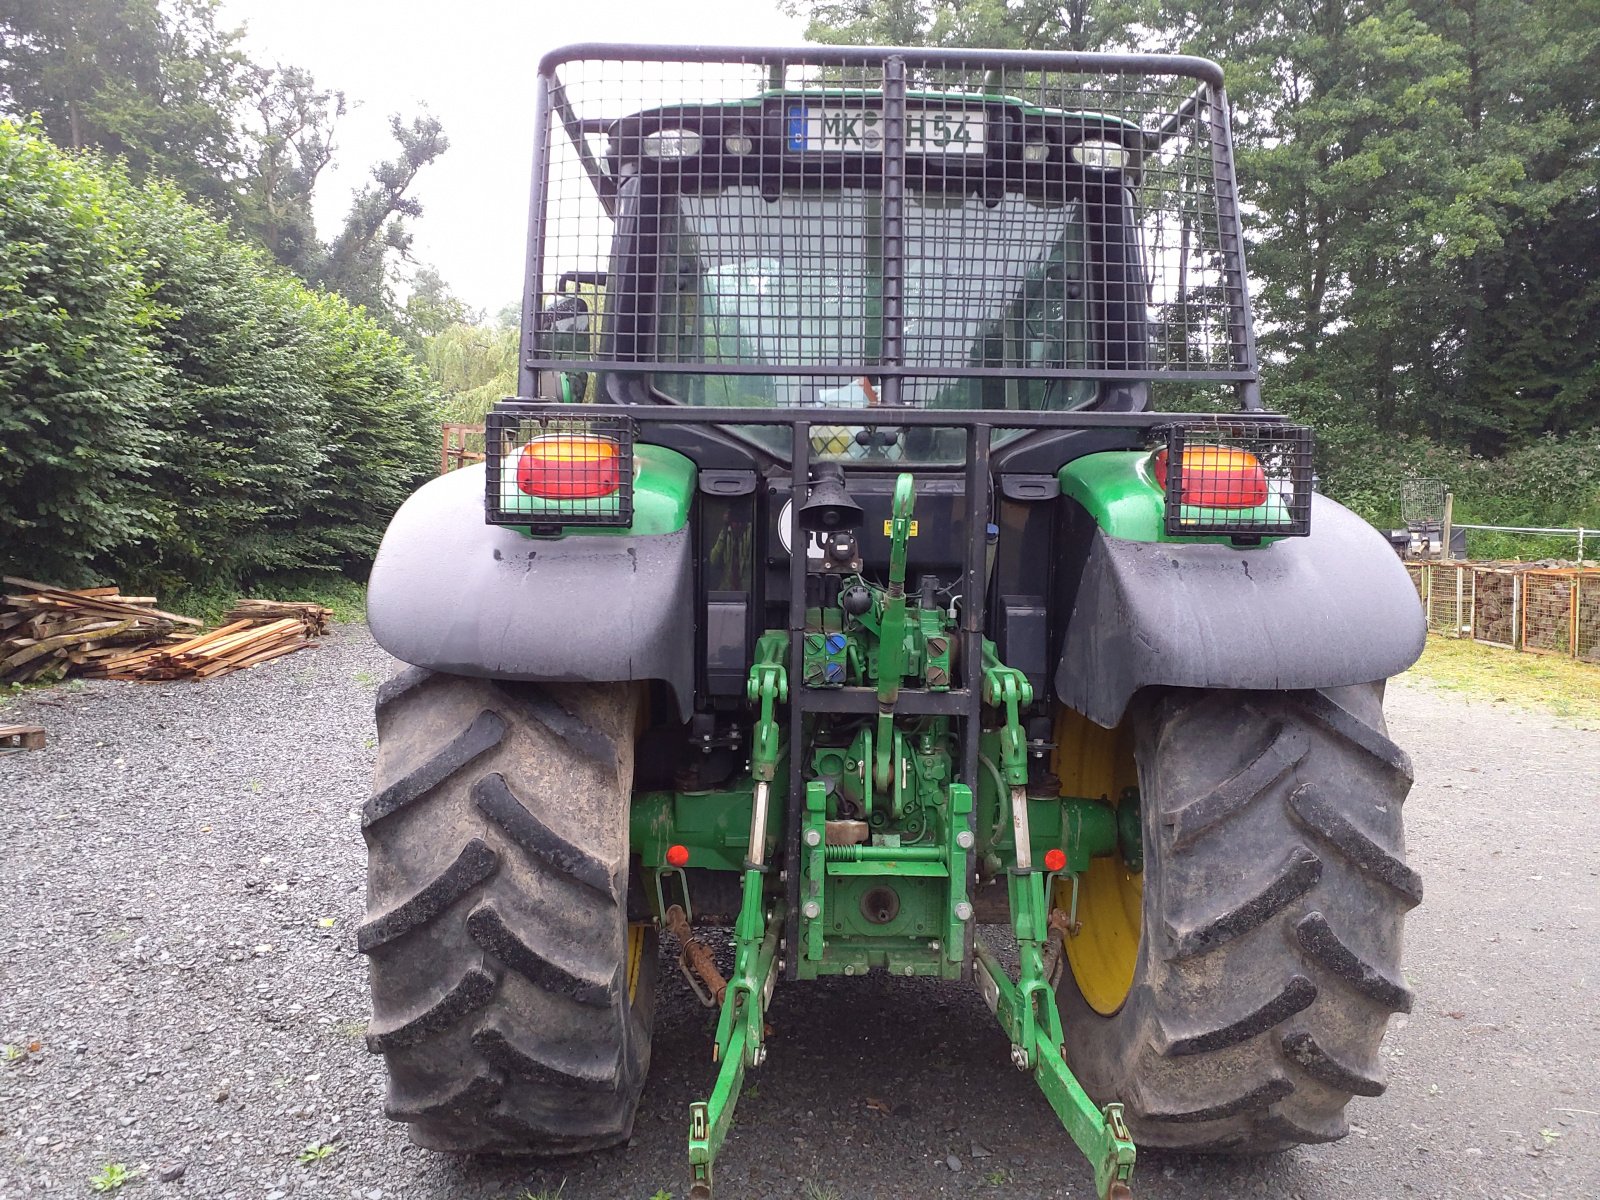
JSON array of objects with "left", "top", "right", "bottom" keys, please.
[
  {"left": 530, "top": 47, "right": 1256, "bottom": 407},
  {"left": 484, "top": 404, "right": 635, "bottom": 528},
  {"left": 1159, "top": 421, "right": 1312, "bottom": 537}
]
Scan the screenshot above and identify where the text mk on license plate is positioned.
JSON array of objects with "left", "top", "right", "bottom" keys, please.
[{"left": 787, "top": 106, "right": 985, "bottom": 155}]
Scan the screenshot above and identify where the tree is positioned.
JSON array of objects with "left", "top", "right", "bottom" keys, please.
[
  {"left": 316, "top": 112, "right": 450, "bottom": 313},
  {"left": 0, "top": 1, "right": 454, "bottom": 319},
  {"left": 0, "top": 0, "right": 248, "bottom": 214},
  {"left": 0, "top": 117, "right": 168, "bottom": 584},
  {"left": 397, "top": 264, "right": 481, "bottom": 354},
  {"left": 238, "top": 63, "right": 345, "bottom": 280},
  {"left": 0, "top": 119, "right": 438, "bottom": 589}
]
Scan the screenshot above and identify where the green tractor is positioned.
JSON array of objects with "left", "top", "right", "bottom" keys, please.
[{"left": 361, "top": 44, "right": 1425, "bottom": 1199}]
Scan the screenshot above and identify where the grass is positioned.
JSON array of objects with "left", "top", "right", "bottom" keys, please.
[
  {"left": 802, "top": 1183, "right": 841, "bottom": 1200},
  {"left": 165, "top": 572, "right": 367, "bottom": 626},
  {"left": 295, "top": 1141, "right": 340, "bottom": 1165},
  {"left": 89, "top": 1164, "right": 137, "bottom": 1192},
  {"left": 1404, "top": 634, "right": 1600, "bottom": 726},
  {"left": 516, "top": 1183, "right": 566, "bottom": 1200}
]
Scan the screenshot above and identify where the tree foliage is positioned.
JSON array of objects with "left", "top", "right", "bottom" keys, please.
[
  {"left": 0, "top": 0, "right": 451, "bottom": 317},
  {"left": 0, "top": 119, "right": 436, "bottom": 588},
  {"left": 788, "top": 0, "right": 1600, "bottom": 520},
  {"left": 0, "top": 116, "right": 168, "bottom": 580},
  {"left": 0, "top": 0, "right": 246, "bottom": 210}
]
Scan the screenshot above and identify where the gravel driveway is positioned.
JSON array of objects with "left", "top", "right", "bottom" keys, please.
[{"left": 3, "top": 623, "right": 1596, "bottom": 1200}]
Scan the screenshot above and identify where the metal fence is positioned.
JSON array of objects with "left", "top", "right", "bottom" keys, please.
[
  {"left": 1405, "top": 561, "right": 1599, "bottom": 664},
  {"left": 1453, "top": 522, "right": 1593, "bottom": 561},
  {"left": 1578, "top": 575, "right": 1600, "bottom": 664}
]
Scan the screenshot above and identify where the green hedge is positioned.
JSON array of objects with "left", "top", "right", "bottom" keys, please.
[
  {"left": 1314, "top": 421, "right": 1600, "bottom": 559},
  {"left": 0, "top": 119, "right": 435, "bottom": 589}
]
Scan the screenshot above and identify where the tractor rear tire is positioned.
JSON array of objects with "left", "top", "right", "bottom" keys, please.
[
  {"left": 360, "top": 670, "right": 656, "bottom": 1153},
  {"left": 1057, "top": 684, "right": 1419, "bottom": 1152}
]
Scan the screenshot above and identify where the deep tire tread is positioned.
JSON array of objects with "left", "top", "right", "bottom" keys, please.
[
  {"left": 1143, "top": 1078, "right": 1294, "bottom": 1124},
  {"left": 363, "top": 676, "right": 653, "bottom": 1155},
  {"left": 366, "top": 966, "right": 497, "bottom": 1052},
  {"left": 1165, "top": 723, "right": 1307, "bottom": 848},
  {"left": 358, "top": 838, "right": 499, "bottom": 952},
  {"left": 1288, "top": 783, "right": 1424, "bottom": 907},
  {"left": 472, "top": 771, "right": 616, "bottom": 896},
  {"left": 1058, "top": 684, "right": 1416, "bottom": 1155},
  {"left": 473, "top": 1021, "right": 624, "bottom": 1093},
  {"left": 1166, "top": 845, "right": 1322, "bottom": 959},
  {"left": 363, "top": 709, "right": 506, "bottom": 827},
  {"left": 1281, "top": 1031, "right": 1386, "bottom": 1097},
  {"left": 1159, "top": 975, "right": 1318, "bottom": 1056},
  {"left": 384, "top": 1070, "right": 505, "bottom": 1122},
  {"left": 466, "top": 901, "right": 616, "bottom": 1007},
  {"left": 1294, "top": 911, "right": 1415, "bottom": 1012}
]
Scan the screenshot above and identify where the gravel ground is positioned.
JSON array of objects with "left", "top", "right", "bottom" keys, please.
[{"left": 2, "top": 623, "right": 1597, "bottom": 1200}]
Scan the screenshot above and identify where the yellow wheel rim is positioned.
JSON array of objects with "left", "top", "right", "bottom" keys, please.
[
  {"left": 1053, "top": 708, "right": 1142, "bottom": 1016},
  {"left": 626, "top": 921, "right": 647, "bottom": 1004}
]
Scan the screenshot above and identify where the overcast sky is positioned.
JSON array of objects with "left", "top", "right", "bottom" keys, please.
[{"left": 220, "top": 1, "right": 809, "bottom": 315}]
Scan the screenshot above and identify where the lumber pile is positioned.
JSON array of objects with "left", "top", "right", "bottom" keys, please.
[
  {"left": 1, "top": 576, "right": 325, "bottom": 684},
  {"left": 222, "top": 598, "right": 333, "bottom": 636},
  {"left": 89, "top": 617, "right": 313, "bottom": 681},
  {"left": 1, "top": 577, "right": 194, "bottom": 684}
]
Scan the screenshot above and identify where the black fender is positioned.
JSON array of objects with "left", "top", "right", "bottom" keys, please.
[
  {"left": 367, "top": 464, "right": 696, "bottom": 720},
  {"left": 1056, "top": 495, "right": 1425, "bottom": 728}
]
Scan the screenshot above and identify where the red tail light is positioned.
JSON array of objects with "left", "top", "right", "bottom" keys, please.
[
  {"left": 516, "top": 435, "right": 621, "bottom": 499},
  {"left": 1153, "top": 446, "right": 1268, "bottom": 508}
]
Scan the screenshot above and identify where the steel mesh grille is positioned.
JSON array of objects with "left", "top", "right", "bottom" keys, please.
[
  {"left": 1160, "top": 421, "right": 1312, "bottom": 537},
  {"left": 484, "top": 405, "right": 635, "bottom": 528},
  {"left": 531, "top": 48, "right": 1256, "bottom": 408}
]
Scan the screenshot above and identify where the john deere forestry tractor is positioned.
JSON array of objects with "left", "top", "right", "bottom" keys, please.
[{"left": 361, "top": 44, "right": 1427, "bottom": 1198}]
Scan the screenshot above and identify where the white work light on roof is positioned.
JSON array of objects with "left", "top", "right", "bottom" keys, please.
[
  {"left": 1071, "top": 139, "right": 1130, "bottom": 170},
  {"left": 643, "top": 129, "right": 703, "bottom": 159}
]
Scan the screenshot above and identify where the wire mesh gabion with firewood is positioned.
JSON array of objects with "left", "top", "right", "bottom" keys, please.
[
  {"left": 1405, "top": 561, "right": 1600, "bottom": 663},
  {"left": 1, "top": 577, "right": 333, "bottom": 686}
]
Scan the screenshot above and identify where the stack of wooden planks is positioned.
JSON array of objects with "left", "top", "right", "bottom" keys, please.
[
  {"left": 221, "top": 598, "right": 333, "bottom": 636},
  {"left": 2, "top": 577, "right": 328, "bottom": 685},
  {"left": 1, "top": 577, "right": 197, "bottom": 684},
  {"left": 89, "top": 616, "right": 314, "bottom": 681}
]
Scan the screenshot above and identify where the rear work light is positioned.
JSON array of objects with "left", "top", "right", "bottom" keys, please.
[
  {"left": 1152, "top": 446, "right": 1268, "bottom": 508},
  {"left": 1156, "top": 422, "right": 1314, "bottom": 539},
  {"left": 516, "top": 434, "right": 621, "bottom": 499},
  {"left": 484, "top": 404, "right": 635, "bottom": 529}
]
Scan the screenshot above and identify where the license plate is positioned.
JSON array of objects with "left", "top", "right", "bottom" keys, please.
[{"left": 787, "top": 105, "right": 985, "bottom": 155}]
